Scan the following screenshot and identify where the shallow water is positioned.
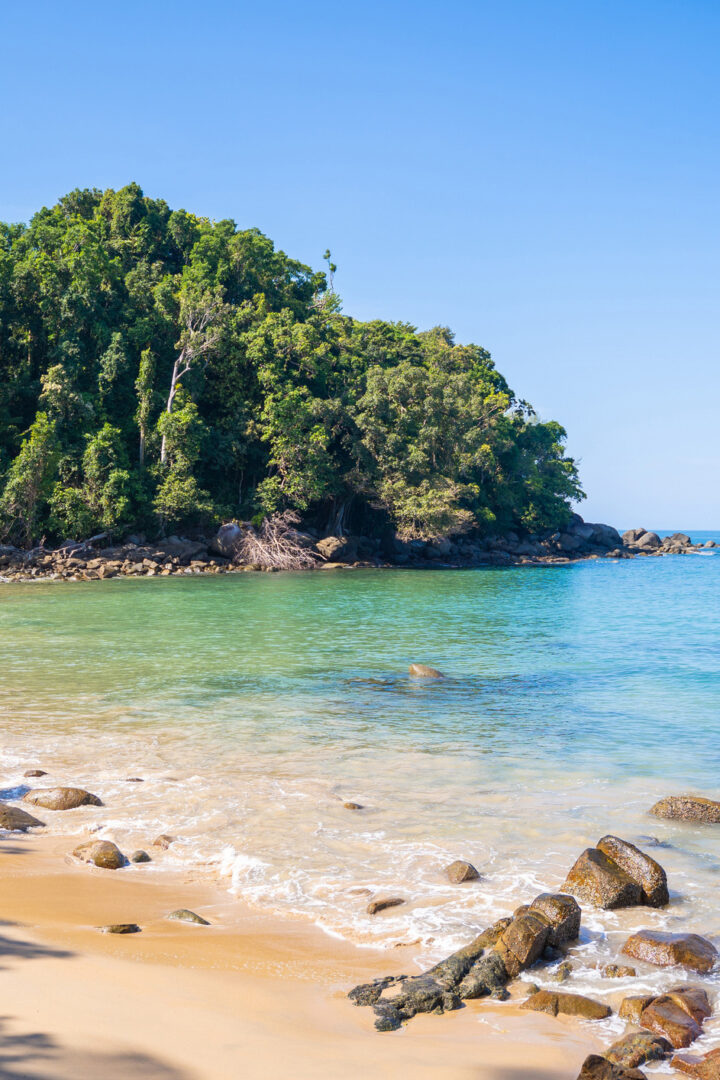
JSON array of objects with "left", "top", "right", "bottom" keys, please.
[{"left": 1, "top": 535, "right": 719, "bottom": 1056}]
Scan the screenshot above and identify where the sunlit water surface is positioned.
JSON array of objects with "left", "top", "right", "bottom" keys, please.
[{"left": 1, "top": 536, "right": 719, "bottom": 1060}]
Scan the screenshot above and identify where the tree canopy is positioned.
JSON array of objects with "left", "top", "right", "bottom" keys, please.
[{"left": 0, "top": 184, "right": 583, "bottom": 545}]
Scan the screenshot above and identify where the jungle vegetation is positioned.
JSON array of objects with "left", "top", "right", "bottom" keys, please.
[{"left": 0, "top": 184, "right": 583, "bottom": 547}]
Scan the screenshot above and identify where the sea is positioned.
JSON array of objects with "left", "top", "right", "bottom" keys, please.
[{"left": 1, "top": 530, "right": 718, "bottom": 1063}]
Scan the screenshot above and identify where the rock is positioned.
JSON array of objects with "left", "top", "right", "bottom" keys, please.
[
  {"left": 605, "top": 1032, "right": 672, "bottom": 1067},
  {"left": 622, "top": 931, "right": 718, "bottom": 973},
  {"left": 576, "top": 1055, "right": 648, "bottom": 1080},
  {"left": 622, "top": 528, "right": 647, "bottom": 545},
  {"left": 209, "top": 522, "right": 244, "bottom": 558},
  {"left": 166, "top": 909, "right": 210, "bottom": 925},
  {"left": 24, "top": 787, "right": 102, "bottom": 810},
  {"left": 125, "top": 777, "right": 144, "bottom": 782},
  {"left": 343, "top": 802, "right": 363, "bottom": 810},
  {"left": 72, "top": 840, "right": 125, "bottom": 870},
  {"left": 130, "top": 850, "right": 151, "bottom": 863},
  {"left": 316, "top": 536, "right": 356, "bottom": 562},
  {"left": 634, "top": 531, "right": 662, "bottom": 549},
  {"left": 529, "top": 892, "right": 581, "bottom": 946},
  {"left": 672, "top": 1048, "right": 720, "bottom": 1078},
  {"left": 99, "top": 923, "right": 141, "bottom": 934},
  {"left": 563, "top": 847, "right": 642, "bottom": 909},
  {"left": 152, "top": 834, "right": 175, "bottom": 849},
  {"left": 639, "top": 995, "right": 702, "bottom": 1048},
  {"left": 596, "top": 835, "right": 669, "bottom": 907},
  {"left": 495, "top": 912, "right": 550, "bottom": 977},
  {"left": 367, "top": 897, "right": 405, "bottom": 915},
  {"left": 0, "top": 802, "right": 45, "bottom": 831},
  {"left": 408, "top": 663, "right": 444, "bottom": 678},
  {"left": 549, "top": 960, "right": 573, "bottom": 982},
  {"left": 603, "top": 964, "right": 636, "bottom": 978},
  {"left": 663, "top": 532, "right": 692, "bottom": 548},
  {"left": 619, "top": 995, "right": 656, "bottom": 1023},
  {"left": 446, "top": 860, "right": 480, "bottom": 883},
  {"left": 23, "top": 769, "right": 46, "bottom": 777},
  {"left": 456, "top": 950, "right": 509, "bottom": 999},
  {"left": 520, "top": 990, "right": 611, "bottom": 1019},
  {"left": 650, "top": 795, "right": 720, "bottom": 823}
]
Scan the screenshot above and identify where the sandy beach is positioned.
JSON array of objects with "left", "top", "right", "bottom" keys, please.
[{"left": 0, "top": 829, "right": 608, "bottom": 1080}]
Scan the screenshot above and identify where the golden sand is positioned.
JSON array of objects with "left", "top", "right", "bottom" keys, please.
[{"left": 0, "top": 831, "right": 604, "bottom": 1079}]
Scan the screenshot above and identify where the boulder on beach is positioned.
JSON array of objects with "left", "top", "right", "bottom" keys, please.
[
  {"left": 99, "top": 923, "right": 141, "bottom": 934},
  {"left": 596, "top": 835, "right": 669, "bottom": 907},
  {"left": 152, "top": 834, "right": 175, "bottom": 849},
  {"left": 622, "top": 931, "right": 717, "bottom": 973},
  {"left": 343, "top": 801, "right": 363, "bottom": 810},
  {"left": 650, "top": 795, "right": 720, "bottom": 823},
  {"left": 619, "top": 995, "right": 656, "bottom": 1023},
  {"left": 639, "top": 995, "right": 703, "bottom": 1049},
  {"left": 521, "top": 989, "right": 611, "bottom": 1020},
  {"left": 24, "top": 787, "right": 102, "bottom": 810},
  {"left": 23, "top": 769, "right": 47, "bottom": 778},
  {"left": 0, "top": 802, "right": 45, "bottom": 831},
  {"left": 130, "top": 850, "right": 151, "bottom": 863},
  {"left": 672, "top": 1048, "right": 720, "bottom": 1078},
  {"left": 166, "top": 909, "right": 210, "bottom": 925},
  {"left": 605, "top": 1032, "right": 672, "bottom": 1068},
  {"left": 316, "top": 536, "right": 355, "bottom": 562},
  {"left": 576, "top": 1055, "right": 648, "bottom": 1080},
  {"left": 446, "top": 860, "right": 480, "bottom": 883},
  {"left": 408, "top": 663, "right": 444, "bottom": 678},
  {"left": 367, "top": 897, "right": 405, "bottom": 915},
  {"left": 209, "top": 522, "right": 244, "bottom": 558},
  {"left": 563, "top": 847, "right": 642, "bottom": 909},
  {"left": 72, "top": 840, "right": 125, "bottom": 869},
  {"left": 529, "top": 892, "right": 581, "bottom": 947}
]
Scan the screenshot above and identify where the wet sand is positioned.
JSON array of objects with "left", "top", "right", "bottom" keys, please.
[{"left": 0, "top": 830, "right": 605, "bottom": 1080}]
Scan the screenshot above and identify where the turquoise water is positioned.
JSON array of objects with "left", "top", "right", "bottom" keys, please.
[{"left": 1, "top": 537, "right": 719, "bottom": 1039}]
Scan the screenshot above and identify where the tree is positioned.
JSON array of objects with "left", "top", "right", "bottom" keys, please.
[{"left": 0, "top": 413, "right": 58, "bottom": 545}]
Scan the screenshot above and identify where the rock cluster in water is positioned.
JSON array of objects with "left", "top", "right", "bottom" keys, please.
[{"left": 0, "top": 515, "right": 714, "bottom": 582}]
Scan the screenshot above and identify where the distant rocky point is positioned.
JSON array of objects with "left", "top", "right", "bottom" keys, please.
[{"left": 0, "top": 515, "right": 714, "bottom": 583}]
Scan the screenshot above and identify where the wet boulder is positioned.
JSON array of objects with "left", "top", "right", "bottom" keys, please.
[
  {"left": 603, "top": 964, "right": 636, "bottom": 978},
  {"left": 152, "top": 834, "right": 175, "bottom": 849},
  {"left": 529, "top": 892, "right": 581, "bottom": 947},
  {"left": 672, "top": 1048, "right": 720, "bottom": 1077},
  {"left": 576, "top": 1055, "right": 648, "bottom": 1080},
  {"left": 408, "top": 663, "right": 444, "bottom": 678},
  {"left": 456, "top": 950, "right": 509, "bottom": 999},
  {"left": 24, "top": 787, "right": 102, "bottom": 810},
  {"left": 622, "top": 931, "right": 717, "bottom": 973},
  {"left": 521, "top": 989, "right": 611, "bottom": 1020},
  {"left": 166, "top": 909, "right": 209, "bottom": 925},
  {"left": 650, "top": 795, "right": 720, "bottom": 823},
  {"left": 72, "top": 840, "right": 125, "bottom": 869},
  {"left": 619, "top": 995, "right": 656, "bottom": 1023},
  {"left": 23, "top": 769, "right": 47, "bottom": 778},
  {"left": 494, "top": 912, "right": 550, "bottom": 977},
  {"left": 367, "top": 897, "right": 405, "bottom": 915},
  {"left": 0, "top": 802, "right": 45, "bottom": 831},
  {"left": 130, "top": 850, "right": 151, "bottom": 863},
  {"left": 596, "top": 835, "right": 668, "bottom": 907},
  {"left": 563, "top": 847, "right": 642, "bottom": 909},
  {"left": 639, "top": 995, "right": 703, "bottom": 1049},
  {"left": 99, "top": 923, "right": 141, "bottom": 934},
  {"left": 446, "top": 860, "right": 480, "bottom": 883},
  {"left": 605, "top": 1032, "right": 672, "bottom": 1068}
]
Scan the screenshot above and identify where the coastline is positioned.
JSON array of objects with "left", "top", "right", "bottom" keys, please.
[{"left": 0, "top": 830, "right": 602, "bottom": 1080}]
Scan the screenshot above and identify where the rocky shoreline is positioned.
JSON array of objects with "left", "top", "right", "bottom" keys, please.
[{"left": 0, "top": 515, "right": 714, "bottom": 584}]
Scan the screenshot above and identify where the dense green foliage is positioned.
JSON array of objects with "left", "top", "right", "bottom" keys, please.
[{"left": 0, "top": 184, "right": 583, "bottom": 545}]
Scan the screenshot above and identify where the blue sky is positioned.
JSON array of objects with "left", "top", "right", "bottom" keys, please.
[{"left": 1, "top": 0, "right": 718, "bottom": 527}]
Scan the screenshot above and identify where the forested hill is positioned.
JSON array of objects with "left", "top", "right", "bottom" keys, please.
[{"left": 0, "top": 184, "right": 583, "bottom": 548}]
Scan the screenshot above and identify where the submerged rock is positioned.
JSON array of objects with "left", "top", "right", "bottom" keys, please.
[
  {"left": 408, "top": 663, "right": 444, "bottom": 678},
  {"left": 596, "top": 835, "right": 668, "bottom": 907},
  {"left": 166, "top": 909, "right": 210, "bottom": 925},
  {"left": 605, "top": 1032, "right": 671, "bottom": 1068},
  {"left": 0, "top": 802, "right": 45, "bottom": 831},
  {"left": 367, "top": 897, "right": 405, "bottom": 915},
  {"left": 23, "top": 769, "right": 47, "bottom": 778},
  {"left": 445, "top": 860, "right": 480, "bottom": 883},
  {"left": 152, "top": 834, "right": 175, "bottom": 849},
  {"left": 72, "top": 840, "right": 125, "bottom": 869},
  {"left": 576, "top": 1055, "right": 648, "bottom": 1080},
  {"left": 603, "top": 964, "right": 636, "bottom": 978},
  {"left": 24, "top": 787, "right": 102, "bottom": 810},
  {"left": 622, "top": 931, "right": 718, "bottom": 973},
  {"left": 650, "top": 795, "right": 720, "bottom": 823},
  {"left": 520, "top": 990, "right": 611, "bottom": 1020},
  {"left": 130, "top": 850, "right": 151, "bottom": 863}
]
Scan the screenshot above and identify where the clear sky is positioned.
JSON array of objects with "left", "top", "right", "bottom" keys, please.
[{"left": 1, "top": 0, "right": 718, "bottom": 527}]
